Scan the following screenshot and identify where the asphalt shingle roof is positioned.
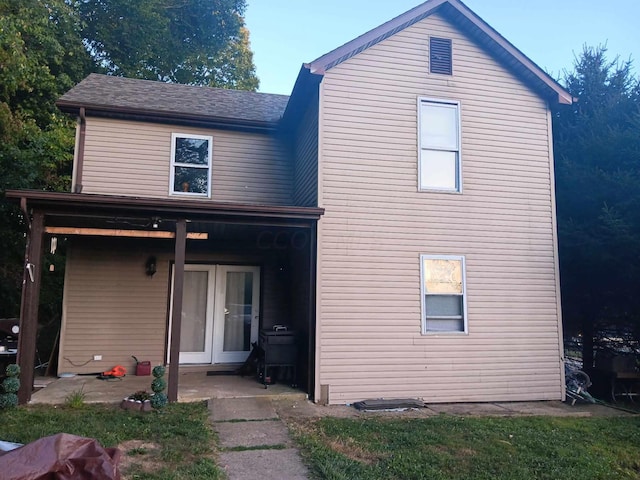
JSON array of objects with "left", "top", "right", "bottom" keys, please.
[{"left": 57, "top": 74, "right": 290, "bottom": 124}]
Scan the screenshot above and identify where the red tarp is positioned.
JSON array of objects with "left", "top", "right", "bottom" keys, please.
[{"left": 0, "top": 433, "right": 121, "bottom": 480}]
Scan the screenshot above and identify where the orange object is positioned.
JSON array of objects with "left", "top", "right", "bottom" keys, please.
[{"left": 102, "top": 365, "right": 126, "bottom": 377}]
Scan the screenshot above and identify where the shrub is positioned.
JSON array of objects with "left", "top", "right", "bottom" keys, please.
[
  {"left": 5, "top": 364, "right": 20, "bottom": 378},
  {"left": 0, "top": 393, "right": 18, "bottom": 409},
  {"left": 150, "top": 393, "right": 168, "bottom": 409},
  {"left": 152, "top": 365, "right": 165, "bottom": 378},
  {"left": 151, "top": 377, "right": 166, "bottom": 393},
  {"left": 2, "top": 377, "right": 20, "bottom": 394}
]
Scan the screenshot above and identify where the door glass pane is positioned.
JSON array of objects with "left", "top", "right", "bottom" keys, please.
[
  {"left": 224, "top": 272, "right": 253, "bottom": 352},
  {"left": 180, "top": 271, "right": 208, "bottom": 352},
  {"left": 421, "top": 150, "right": 458, "bottom": 190}
]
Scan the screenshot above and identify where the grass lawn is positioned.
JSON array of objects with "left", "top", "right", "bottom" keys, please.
[
  {"left": 292, "top": 415, "right": 640, "bottom": 480},
  {"left": 0, "top": 402, "right": 223, "bottom": 480}
]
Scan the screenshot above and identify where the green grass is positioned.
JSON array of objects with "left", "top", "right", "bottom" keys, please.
[
  {"left": 293, "top": 415, "right": 640, "bottom": 480},
  {"left": 0, "top": 402, "right": 223, "bottom": 480}
]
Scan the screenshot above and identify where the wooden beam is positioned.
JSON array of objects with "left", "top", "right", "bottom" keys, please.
[
  {"left": 167, "top": 219, "right": 186, "bottom": 402},
  {"left": 17, "top": 212, "right": 44, "bottom": 404},
  {"left": 44, "top": 227, "right": 207, "bottom": 240}
]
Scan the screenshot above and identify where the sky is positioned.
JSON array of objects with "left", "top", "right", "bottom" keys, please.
[{"left": 244, "top": 0, "right": 640, "bottom": 95}]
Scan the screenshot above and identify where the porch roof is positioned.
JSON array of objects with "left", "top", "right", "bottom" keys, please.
[{"left": 5, "top": 190, "right": 324, "bottom": 227}]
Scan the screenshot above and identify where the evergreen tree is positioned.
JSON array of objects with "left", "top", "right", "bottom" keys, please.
[{"left": 554, "top": 46, "right": 640, "bottom": 368}]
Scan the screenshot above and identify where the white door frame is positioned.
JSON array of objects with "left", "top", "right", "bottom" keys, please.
[
  {"left": 167, "top": 264, "right": 260, "bottom": 365},
  {"left": 212, "top": 265, "right": 261, "bottom": 364}
]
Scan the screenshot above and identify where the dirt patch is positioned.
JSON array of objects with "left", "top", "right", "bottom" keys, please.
[
  {"left": 287, "top": 417, "right": 385, "bottom": 465},
  {"left": 116, "top": 440, "right": 161, "bottom": 479},
  {"left": 325, "top": 436, "right": 386, "bottom": 465}
]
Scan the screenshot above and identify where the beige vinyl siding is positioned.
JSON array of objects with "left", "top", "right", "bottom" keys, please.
[
  {"left": 59, "top": 241, "right": 169, "bottom": 375},
  {"left": 59, "top": 239, "right": 289, "bottom": 374},
  {"left": 80, "top": 118, "right": 293, "bottom": 205},
  {"left": 293, "top": 94, "right": 319, "bottom": 206},
  {"left": 317, "top": 13, "right": 563, "bottom": 404}
]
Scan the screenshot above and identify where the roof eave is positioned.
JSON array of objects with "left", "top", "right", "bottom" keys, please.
[
  {"left": 5, "top": 190, "right": 324, "bottom": 222},
  {"left": 55, "top": 100, "right": 281, "bottom": 132}
]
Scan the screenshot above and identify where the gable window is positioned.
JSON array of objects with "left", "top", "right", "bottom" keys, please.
[
  {"left": 430, "top": 37, "right": 452, "bottom": 75},
  {"left": 170, "top": 133, "right": 212, "bottom": 197},
  {"left": 418, "top": 98, "right": 461, "bottom": 192},
  {"left": 420, "top": 255, "right": 467, "bottom": 334}
]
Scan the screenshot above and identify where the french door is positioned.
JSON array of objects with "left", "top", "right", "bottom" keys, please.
[{"left": 169, "top": 265, "right": 260, "bottom": 364}]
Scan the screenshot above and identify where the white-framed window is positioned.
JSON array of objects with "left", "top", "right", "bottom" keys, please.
[
  {"left": 170, "top": 133, "right": 212, "bottom": 197},
  {"left": 418, "top": 98, "right": 461, "bottom": 192},
  {"left": 420, "top": 255, "right": 467, "bottom": 334}
]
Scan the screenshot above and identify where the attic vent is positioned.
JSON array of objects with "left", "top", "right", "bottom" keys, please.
[{"left": 430, "top": 37, "right": 452, "bottom": 75}]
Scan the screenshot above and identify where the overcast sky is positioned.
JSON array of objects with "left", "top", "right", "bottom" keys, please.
[{"left": 244, "top": 0, "right": 639, "bottom": 95}]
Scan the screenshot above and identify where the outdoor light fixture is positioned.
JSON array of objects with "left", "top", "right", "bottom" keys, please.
[
  {"left": 151, "top": 217, "right": 161, "bottom": 229},
  {"left": 145, "top": 256, "right": 157, "bottom": 277}
]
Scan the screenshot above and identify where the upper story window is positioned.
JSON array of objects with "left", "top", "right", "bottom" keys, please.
[
  {"left": 170, "top": 133, "right": 212, "bottom": 197},
  {"left": 418, "top": 98, "right": 461, "bottom": 192},
  {"left": 430, "top": 37, "right": 452, "bottom": 75},
  {"left": 420, "top": 255, "right": 467, "bottom": 334}
]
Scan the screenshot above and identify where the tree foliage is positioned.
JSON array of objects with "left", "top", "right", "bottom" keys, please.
[
  {"left": 75, "top": 0, "right": 258, "bottom": 88},
  {"left": 553, "top": 46, "right": 640, "bottom": 366},
  {"left": 0, "top": 0, "right": 258, "bottom": 320},
  {"left": 0, "top": 0, "right": 92, "bottom": 317}
]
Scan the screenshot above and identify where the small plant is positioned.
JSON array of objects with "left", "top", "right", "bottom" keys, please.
[
  {"left": 1, "top": 363, "right": 21, "bottom": 410},
  {"left": 150, "top": 365, "right": 167, "bottom": 409},
  {"left": 129, "top": 390, "right": 152, "bottom": 402},
  {"left": 65, "top": 386, "right": 86, "bottom": 408}
]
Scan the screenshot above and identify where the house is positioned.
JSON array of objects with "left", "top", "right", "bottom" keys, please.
[{"left": 8, "top": 0, "right": 572, "bottom": 405}]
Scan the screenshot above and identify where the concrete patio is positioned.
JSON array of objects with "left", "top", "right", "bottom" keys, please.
[{"left": 30, "top": 372, "right": 306, "bottom": 404}]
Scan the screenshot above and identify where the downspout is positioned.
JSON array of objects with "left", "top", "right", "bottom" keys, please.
[{"left": 74, "top": 107, "right": 86, "bottom": 193}]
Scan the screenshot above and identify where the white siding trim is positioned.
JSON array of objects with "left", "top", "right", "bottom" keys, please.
[
  {"left": 71, "top": 119, "right": 80, "bottom": 192},
  {"left": 547, "top": 107, "right": 566, "bottom": 400},
  {"left": 314, "top": 78, "right": 326, "bottom": 403}
]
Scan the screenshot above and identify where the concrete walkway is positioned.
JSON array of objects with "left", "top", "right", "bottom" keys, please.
[{"left": 209, "top": 397, "right": 310, "bottom": 480}]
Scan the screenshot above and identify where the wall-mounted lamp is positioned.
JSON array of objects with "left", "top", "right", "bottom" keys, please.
[
  {"left": 145, "top": 256, "right": 157, "bottom": 277},
  {"left": 151, "top": 217, "right": 161, "bottom": 229}
]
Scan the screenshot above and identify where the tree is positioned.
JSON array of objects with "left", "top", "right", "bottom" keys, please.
[
  {"left": 75, "top": 0, "right": 259, "bottom": 89},
  {"left": 0, "top": 0, "right": 93, "bottom": 318},
  {"left": 553, "top": 46, "right": 640, "bottom": 368}
]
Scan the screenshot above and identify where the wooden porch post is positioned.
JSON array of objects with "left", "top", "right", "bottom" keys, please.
[
  {"left": 17, "top": 211, "right": 44, "bottom": 404},
  {"left": 168, "top": 219, "right": 186, "bottom": 402}
]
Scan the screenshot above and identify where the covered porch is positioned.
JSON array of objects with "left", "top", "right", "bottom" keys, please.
[
  {"left": 6, "top": 190, "right": 323, "bottom": 405},
  {"left": 30, "top": 370, "right": 306, "bottom": 405}
]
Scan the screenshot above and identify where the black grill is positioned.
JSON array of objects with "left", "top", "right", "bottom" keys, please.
[{"left": 258, "top": 330, "right": 297, "bottom": 387}]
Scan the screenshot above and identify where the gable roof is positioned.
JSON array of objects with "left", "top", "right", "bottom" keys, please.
[
  {"left": 57, "top": 74, "right": 290, "bottom": 129},
  {"left": 304, "top": 0, "right": 573, "bottom": 105}
]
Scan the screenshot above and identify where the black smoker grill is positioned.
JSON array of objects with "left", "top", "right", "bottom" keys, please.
[{"left": 258, "top": 329, "right": 297, "bottom": 388}]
